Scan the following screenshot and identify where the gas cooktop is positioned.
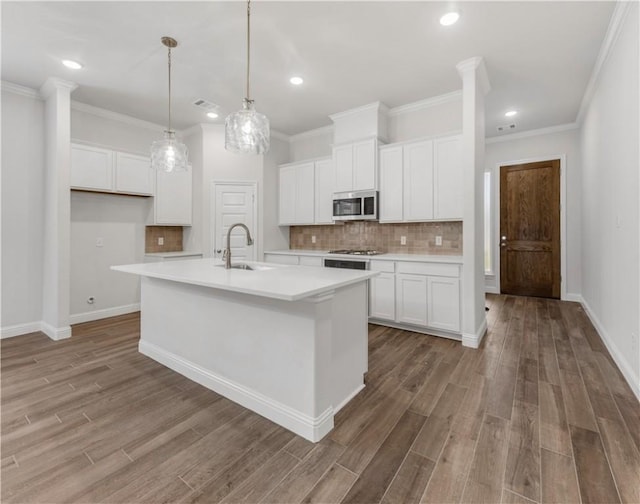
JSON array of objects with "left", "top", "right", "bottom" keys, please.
[{"left": 327, "top": 249, "right": 382, "bottom": 256}]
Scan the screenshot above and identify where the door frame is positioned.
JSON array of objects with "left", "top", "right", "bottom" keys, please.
[
  {"left": 493, "top": 155, "right": 568, "bottom": 300},
  {"left": 210, "top": 180, "right": 259, "bottom": 260}
]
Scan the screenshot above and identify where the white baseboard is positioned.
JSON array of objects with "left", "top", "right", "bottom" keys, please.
[
  {"left": 70, "top": 303, "right": 140, "bottom": 325},
  {"left": 40, "top": 322, "right": 72, "bottom": 341},
  {"left": 580, "top": 297, "right": 640, "bottom": 402},
  {"left": 563, "top": 293, "right": 583, "bottom": 302},
  {"left": 139, "top": 339, "right": 335, "bottom": 442},
  {"left": 1, "top": 321, "right": 43, "bottom": 339},
  {"left": 367, "top": 319, "right": 462, "bottom": 342},
  {"left": 462, "top": 317, "right": 488, "bottom": 349},
  {"left": 484, "top": 286, "right": 500, "bottom": 294}
]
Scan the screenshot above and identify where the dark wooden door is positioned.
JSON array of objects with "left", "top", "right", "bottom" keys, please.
[{"left": 500, "top": 160, "right": 560, "bottom": 298}]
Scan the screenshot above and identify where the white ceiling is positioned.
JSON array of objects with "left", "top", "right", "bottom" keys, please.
[{"left": 2, "top": 1, "right": 615, "bottom": 137}]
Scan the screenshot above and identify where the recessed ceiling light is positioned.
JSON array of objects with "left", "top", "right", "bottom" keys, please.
[
  {"left": 62, "top": 59, "right": 83, "bottom": 70},
  {"left": 505, "top": 110, "right": 518, "bottom": 117},
  {"left": 289, "top": 76, "right": 304, "bottom": 85},
  {"left": 206, "top": 112, "right": 219, "bottom": 119},
  {"left": 439, "top": 11, "right": 460, "bottom": 26}
]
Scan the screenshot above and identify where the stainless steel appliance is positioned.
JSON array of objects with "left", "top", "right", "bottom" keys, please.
[
  {"left": 323, "top": 258, "right": 368, "bottom": 269},
  {"left": 332, "top": 190, "right": 378, "bottom": 221},
  {"left": 327, "top": 249, "right": 382, "bottom": 256}
]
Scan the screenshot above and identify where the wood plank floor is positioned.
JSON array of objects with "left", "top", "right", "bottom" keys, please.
[{"left": 2, "top": 295, "right": 639, "bottom": 503}]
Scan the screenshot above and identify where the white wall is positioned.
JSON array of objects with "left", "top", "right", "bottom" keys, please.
[
  {"left": 485, "top": 127, "right": 582, "bottom": 298},
  {"left": 580, "top": 4, "right": 639, "bottom": 396},
  {"left": 388, "top": 96, "right": 463, "bottom": 144},
  {"left": 69, "top": 107, "right": 158, "bottom": 321},
  {"left": 263, "top": 136, "right": 290, "bottom": 252},
  {"left": 1, "top": 89, "right": 45, "bottom": 333},
  {"left": 289, "top": 128, "right": 333, "bottom": 162}
]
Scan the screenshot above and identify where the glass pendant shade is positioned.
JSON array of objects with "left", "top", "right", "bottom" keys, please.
[
  {"left": 225, "top": 99, "right": 270, "bottom": 154},
  {"left": 151, "top": 130, "right": 189, "bottom": 172}
]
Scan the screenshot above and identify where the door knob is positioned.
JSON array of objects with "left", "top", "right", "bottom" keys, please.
[
  {"left": 216, "top": 249, "right": 222, "bottom": 254},
  {"left": 501, "top": 235, "right": 507, "bottom": 241}
]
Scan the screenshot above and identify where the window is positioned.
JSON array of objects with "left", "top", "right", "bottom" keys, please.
[{"left": 484, "top": 171, "right": 492, "bottom": 274}]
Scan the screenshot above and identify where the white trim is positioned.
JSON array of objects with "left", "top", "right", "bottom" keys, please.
[
  {"left": 139, "top": 340, "right": 335, "bottom": 441},
  {"left": 462, "top": 317, "right": 488, "bottom": 349},
  {"left": 388, "top": 90, "right": 462, "bottom": 117},
  {"left": 563, "top": 293, "right": 583, "bottom": 303},
  {"left": 71, "top": 101, "right": 165, "bottom": 132},
  {"left": 329, "top": 101, "right": 389, "bottom": 122},
  {"left": 271, "top": 129, "right": 291, "bottom": 142},
  {"left": 210, "top": 181, "right": 259, "bottom": 259},
  {"left": 486, "top": 122, "right": 579, "bottom": 144},
  {"left": 69, "top": 303, "right": 140, "bottom": 325},
  {"left": 456, "top": 57, "right": 491, "bottom": 95},
  {"left": 368, "top": 320, "right": 462, "bottom": 342},
  {"left": 485, "top": 286, "right": 500, "bottom": 295},
  {"left": 494, "top": 155, "right": 568, "bottom": 300},
  {"left": 580, "top": 297, "right": 640, "bottom": 402},
  {"left": 40, "top": 322, "right": 72, "bottom": 341},
  {"left": 333, "top": 384, "right": 365, "bottom": 414},
  {"left": 1, "top": 321, "right": 43, "bottom": 339},
  {"left": 1, "top": 81, "right": 41, "bottom": 100},
  {"left": 289, "top": 125, "right": 334, "bottom": 142},
  {"left": 576, "top": 2, "right": 634, "bottom": 124},
  {"left": 39, "top": 77, "right": 78, "bottom": 98}
]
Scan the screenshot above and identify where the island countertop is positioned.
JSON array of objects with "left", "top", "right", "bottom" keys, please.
[{"left": 112, "top": 258, "right": 378, "bottom": 302}]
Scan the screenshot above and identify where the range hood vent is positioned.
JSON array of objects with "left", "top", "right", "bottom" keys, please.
[{"left": 192, "top": 98, "right": 219, "bottom": 112}]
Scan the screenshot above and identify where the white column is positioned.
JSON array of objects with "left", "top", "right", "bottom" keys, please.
[
  {"left": 456, "top": 57, "right": 490, "bottom": 348},
  {"left": 39, "top": 78, "right": 77, "bottom": 340}
]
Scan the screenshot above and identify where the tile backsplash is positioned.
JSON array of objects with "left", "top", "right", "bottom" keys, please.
[
  {"left": 290, "top": 221, "right": 462, "bottom": 255},
  {"left": 145, "top": 226, "right": 183, "bottom": 253}
]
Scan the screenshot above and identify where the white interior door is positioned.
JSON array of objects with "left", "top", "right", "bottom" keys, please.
[{"left": 213, "top": 182, "right": 257, "bottom": 261}]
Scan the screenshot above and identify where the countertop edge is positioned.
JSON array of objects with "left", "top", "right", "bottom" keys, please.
[{"left": 264, "top": 250, "right": 464, "bottom": 264}]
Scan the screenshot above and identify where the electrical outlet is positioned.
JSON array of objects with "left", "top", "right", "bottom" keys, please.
[
  {"left": 96, "top": 238, "right": 104, "bottom": 247},
  {"left": 311, "top": 235, "right": 316, "bottom": 244},
  {"left": 435, "top": 235, "right": 443, "bottom": 246},
  {"left": 158, "top": 237, "right": 164, "bottom": 246},
  {"left": 400, "top": 236, "right": 407, "bottom": 246},
  {"left": 87, "top": 296, "right": 95, "bottom": 304}
]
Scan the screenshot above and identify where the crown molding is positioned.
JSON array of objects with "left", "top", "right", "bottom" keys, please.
[
  {"left": 456, "top": 56, "right": 491, "bottom": 95},
  {"left": 329, "top": 101, "right": 389, "bottom": 122},
  {"left": 1, "top": 81, "right": 42, "bottom": 100},
  {"left": 40, "top": 78, "right": 78, "bottom": 99},
  {"left": 180, "top": 124, "right": 206, "bottom": 138},
  {"left": 388, "top": 90, "right": 463, "bottom": 117},
  {"left": 271, "top": 129, "right": 291, "bottom": 142},
  {"left": 485, "top": 122, "right": 579, "bottom": 144},
  {"left": 289, "top": 125, "right": 334, "bottom": 143},
  {"left": 576, "top": 1, "right": 633, "bottom": 124},
  {"left": 71, "top": 101, "right": 166, "bottom": 132}
]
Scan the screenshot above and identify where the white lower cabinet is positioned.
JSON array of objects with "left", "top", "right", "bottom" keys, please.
[
  {"left": 369, "top": 259, "right": 461, "bottom": 335},
  {"left": 395, "top": 274, "right": 428, "bottom": 326},
  {"left": 427, "top": 276, "right": 460, "bottom": 332}
]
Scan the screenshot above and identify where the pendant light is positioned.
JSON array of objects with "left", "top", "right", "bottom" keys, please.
[
  {"left": 225, "top": 0, "right": 270, "bottom": 154},
  {"left": 151, "top": 36, "right": 189, "bottom": 172}
]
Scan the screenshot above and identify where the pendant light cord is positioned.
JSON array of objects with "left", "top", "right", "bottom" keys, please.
[
  {"left": 246, "top": 0, "right": 251, "bottom": 101},
  {"left": 167, "top": 45, "right": 172, "bottom": 132}
]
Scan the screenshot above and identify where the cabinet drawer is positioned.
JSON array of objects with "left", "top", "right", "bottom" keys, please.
[
  {"left": 396, "top": 261, "right": 460, "bottom": 278},
  {"left": 370, "top": 260, "right": 395, "bottom": 273},
  {"left": 299, "top": 255, "right": 323, "bottom": 267}
]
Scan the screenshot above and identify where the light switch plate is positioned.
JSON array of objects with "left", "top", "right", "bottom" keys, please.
[
  {"left": 96, "top": 238, "right": 104, "bottom": 247},
  {"left": 311, "top": 235, "right": 316, "bottom": 244},
  {"left": 158, "top": 237, "right": 164, "bottom": 246},
  {"left": 435, "top": 236, "right": 443, "bottom": 246},
  {"left": 400, "top": 236, "right": 407, "bottom": 245}
]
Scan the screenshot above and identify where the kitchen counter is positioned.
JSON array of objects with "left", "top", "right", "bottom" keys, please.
[
  {"left": 144, "top": 251, "right": 203, "bottom": 258},
  {"left": 111, "top": 257, "right": 374, "bottom": 442},
  {"left": 113, "top": 258, "right": 377, "bottom": 301},
  {"left": 264, "top": 249, "right": 464, "bottom": 264}
]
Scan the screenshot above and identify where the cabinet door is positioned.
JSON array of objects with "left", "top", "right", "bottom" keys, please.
[
  {"left": 434, "top": 136, "right": 463, "bottom": 219},
  {"left": 379, "top": 146, "right": 403, "bottom": 222},
  {"left": 333, "top": 144, "right": 354, "bottom": 193},
  {"left": 278, "top": 166, "right": 297, "bottom": 225},
  {"left": 71, "top": 144, "right": 113, "bottom": 191},
  {"left": 314, "top": 159, "right": 334, "bottom": 224},
  {"left": 427, "top": 276, "right": 460, "bottom": 332},
  {"left": 296, "top": 162, "right": 315, "bottom": 224},
  {"left": 403, "top": 140, "right": 434, "bottom": 221},
  {"left": 353, "top": 138, "right": 376, "bottom": 191},
  {"left": 369, "top": 272, "right": 396, "bottom": 320},
  {"left": 395, "top": 273, "right": 428, "bottom": 326},
  {"left": 115, "top": 152, "right": 153, "bottom": 195},
  {"left": 154, "top": 165, "right": 192, "bottom": 225}
]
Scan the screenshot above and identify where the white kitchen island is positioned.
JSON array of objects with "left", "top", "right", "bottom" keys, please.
[{"left": 112, "top": 258, "right": 377, "bottom": 442}]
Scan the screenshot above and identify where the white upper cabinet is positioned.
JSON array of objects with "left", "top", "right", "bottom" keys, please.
[
  {"left": 314, "top": 158, "right": 334, "bottom": 224},
  {"left": 71, "top": 144, "right": 113, "bottom": 191},
  {"left": 278, "top": 161, "right": 315, "bottom": 225},
  {"left": 379, "top": 145, "right": 403, "bottom": 222},
  {"left": 153, "top": 164, "right": 192, "bottom": 225},
  {"left": 333, "top": 138, "right": 378, "bottom": 192},
  {"left": 115, "top": 152, "right": 154, "bottom": 195},
  {"left": 434, "top": 136, "right": 463, "bottom": 220},
  {"left": 378, "top": 134, "right": 462, "bottom": 223},
  {"left": 404, "top": 140, "right": 434, "bottom": 221}
]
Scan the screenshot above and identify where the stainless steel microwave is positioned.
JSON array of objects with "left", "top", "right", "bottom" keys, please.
[{"left": 332, "top": 190, "right": 378, "bottom": 221}]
